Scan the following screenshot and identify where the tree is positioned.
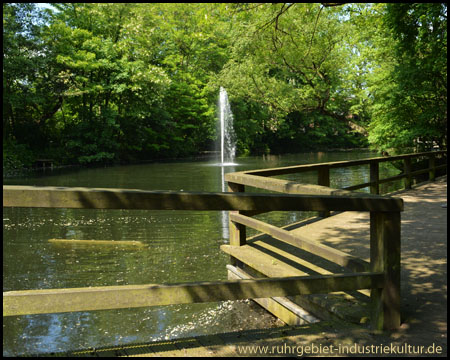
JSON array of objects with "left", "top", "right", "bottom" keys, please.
[
  {"left": 367, "top": 3, "right": 447, "bottom": 152},
  {"left": 39, "top": 3, "right": 173, "bottom": 163},
  {"left": 5, "top": 2, "right": 444, "bottom": 170},
  {"left": 218, "top": 3, "right": 367, "bottom": 154},
  {"left": 3, "top": 3, "right": 55, "bottom": 146}
]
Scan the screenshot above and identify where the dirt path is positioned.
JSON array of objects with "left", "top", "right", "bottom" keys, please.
[{"left": 289, "top": 176, "right": 447, "bottom": 354}]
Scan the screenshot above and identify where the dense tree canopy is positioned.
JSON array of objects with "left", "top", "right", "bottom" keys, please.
[
  {"left": 368, "top": 3, "right": 447, "bottom": 152},
  {"left": 3, "top": 3, "right": 447, "bottom": 170}
]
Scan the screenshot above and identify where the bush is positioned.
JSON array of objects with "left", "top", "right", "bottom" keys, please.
[{"left": 3, "top": 140, "right": 35, "bottom": 176}]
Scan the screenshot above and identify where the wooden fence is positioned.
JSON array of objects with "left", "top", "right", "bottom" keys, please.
[
  {"left": 223, "top": 150, "right": 446, "bottom": 329},
  {"left": 226, "top": 150, "right": 447, "bottom": 196},
  {"left": 4, "top": 151, "right": 446, "bottom": 332},
  {"left": 226, "top": 150, "right": 446, "bottom": 219},
  {"left": 3, "top": 181, "right": 405, "bottom": 330}
]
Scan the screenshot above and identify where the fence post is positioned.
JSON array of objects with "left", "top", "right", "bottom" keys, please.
[
  {"left": 403, "top": 157, "right": 412, "bottom": 189},
  {"left": 428, "top": 154, "right": 436, "bottom": 181},
  {"left": 227, "top": 182, "right": 246, "bottom": 247},
  {"left": 370, "top": 211, "right": 401, "bottom": 330},
  {"left": 318, "top": 166, "right": 330, "bottom": 218},
  {"left": 370, "top": 161, "right": 380, "bottom": 195}
]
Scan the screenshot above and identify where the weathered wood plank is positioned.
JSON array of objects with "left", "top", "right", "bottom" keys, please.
[
  {"left": 370, "top": 162, "right": 379, "bottom": 195},
  {"left": 248, "top": 237, "right": 371, "bottom": 297},
  {"left": 229, "top": 213, "right": 370, "bottom": 272},
  {"left": 378, "top": 173, "right": 408, "bottom": 185},
  {"left": 370, "top": 211, "right": 401, "bottom": 330},
  {"left": 227, "top": 182, "right": 246, "bottom": 246},
  {"left": 225, "top": 173, "right": 410, "bottom": 204},
  {"left": 247, "top": 238, "right": 336, "bottom": 276},
  {"left": 227, "top": 265, "right": 320, "bottom": 325},
  {"left": 221, "top": 244, "right": 370, "bottom": 326},
  {"left": 2, "top": 185, "right": 404, "bottom": 212},
  {"left": 404, "top": 157, "right": 412, "bottom": 189},
  {"left": 3, "top": 273, "right": 384, "bottom": 316},
  {"left": 318, "top": 166, "right": 331, "bottom": 217},
  {"left": 230, "top": 151, "right": 446, "bottom": 177},
  {"left": 429, "top": 154, "right": 436, "bottom": 181},
  {"left": 342, "top": 182, "right": 372, "bottom": 191},
  {"left": 221, "top": 244, "right": 309, "bottom": 278},
  {"left": 48, "top": 239, "right": 146, "bottom": 247},
  {"left": 343, "top": 170, "right": 446, "bottom": 192},
  {"left": 225, "top": 174, "right": 374, "bottom": 197}
]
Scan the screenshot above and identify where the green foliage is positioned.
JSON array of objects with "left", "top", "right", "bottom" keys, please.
[
  {"left": 218, "top": 3, "right": 370, "bottom": 153},
  {"left": 3, "top": 3, "right": 49, "bottom": 148},
  {"left": 3, "top": 140, "right": 35, "bottom": 175},
  {"left": 365, "top": 3, "right": 447, "bottom": 152},
  {"left": 3, "top": 3, "right": 445, "bottom": 170}
]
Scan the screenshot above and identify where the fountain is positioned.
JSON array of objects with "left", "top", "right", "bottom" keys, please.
[
  {"left": 218, "top": 87, "right": 236, "bottom": 166},
  {"left": 217, "top": 87, "right": 237, "bottom": 240}
]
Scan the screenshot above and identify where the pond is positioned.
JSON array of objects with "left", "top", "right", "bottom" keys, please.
[{"left": 3, "top": 150, "right": 403, "bottom": 356}]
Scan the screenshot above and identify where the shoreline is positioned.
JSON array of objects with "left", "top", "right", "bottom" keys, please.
[{"left": 3, "top": 147, "right": 373, "bottom": 179}]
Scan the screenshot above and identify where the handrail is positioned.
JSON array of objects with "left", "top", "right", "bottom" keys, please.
[
  {"left": 225, "top": 151, "right": 447, "bottom": 198},
  {"left": 2, "top": 150, "right": 422, "bottom": 330},
  {"left": 2, "top": 185, "right": 403, "bottom": 212},
  {"left": 3, "top": 272, "right": 384, "bottom": 316},
  {"left": 229, "top": 212, "right": 370, "bottom": 272},
  {"left": 223, "top": 150, "right": 446, "bottom": 330},
  {"left": 3, "top": 186, "right": 393, "bottom": 317},
  {"left": 236, "top": 150, "right": 447, "bottom": 177}
]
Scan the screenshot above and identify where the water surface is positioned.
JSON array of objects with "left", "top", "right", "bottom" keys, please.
[{"left": 3, "top": 151, "right": 402, "bottom": 355}]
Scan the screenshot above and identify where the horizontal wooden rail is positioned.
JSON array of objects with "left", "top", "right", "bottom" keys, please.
[
  {"left": 343, "top": 174, "right": 412, "bottom": 192},
  {"left": 7, "top": 151, "right": 434, "bottom": 329},
  {"left": 48, "top": 239, "right": 146, "bottom": 247},
  {"left": 225, "top": 150, "right": 446, "bottom": 202},
  {"left": 223, "top": 153, "right": 421, "bottom": 330},
  {"left": 227, "top": 264, "right": 321, "bottom": 325},
  {"left": 341, "top": 166, "right": 446, "bottom": 191},
  {"left": 3, "top": 185, "right": 403, "bottom": 212},
  {"left": 235, "top": 151, "right": 447, "bottom": 177},
  {"left": 230, "top": 213, "right": 370, "bottom": 272},
  {"left": 3, "top": 272, "right": 384, "bottom": 316},
  {"left": 226, "top": 173, "right": 386, "bottom": 197}
]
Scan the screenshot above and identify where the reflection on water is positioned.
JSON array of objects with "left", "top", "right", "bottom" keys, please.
[
  {"left": 3, "top": 151, "right": 403, "bottom": 355},
  {"left": 220, "top": 164, "right": 232, "bottom": 240}
]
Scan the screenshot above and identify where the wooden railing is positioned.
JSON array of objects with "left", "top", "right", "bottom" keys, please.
[
  {"left": 226, "top": 150, "right": 446, "bottom": 218},
  {"left": 3, "top": 182, "right": 404, "bottom": 330},
  {"left": 226, "top": 150, "right": 447, "bottom": 195},
  {"left": 223, "top": 150, "right": 446, "bottom": 329}
]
